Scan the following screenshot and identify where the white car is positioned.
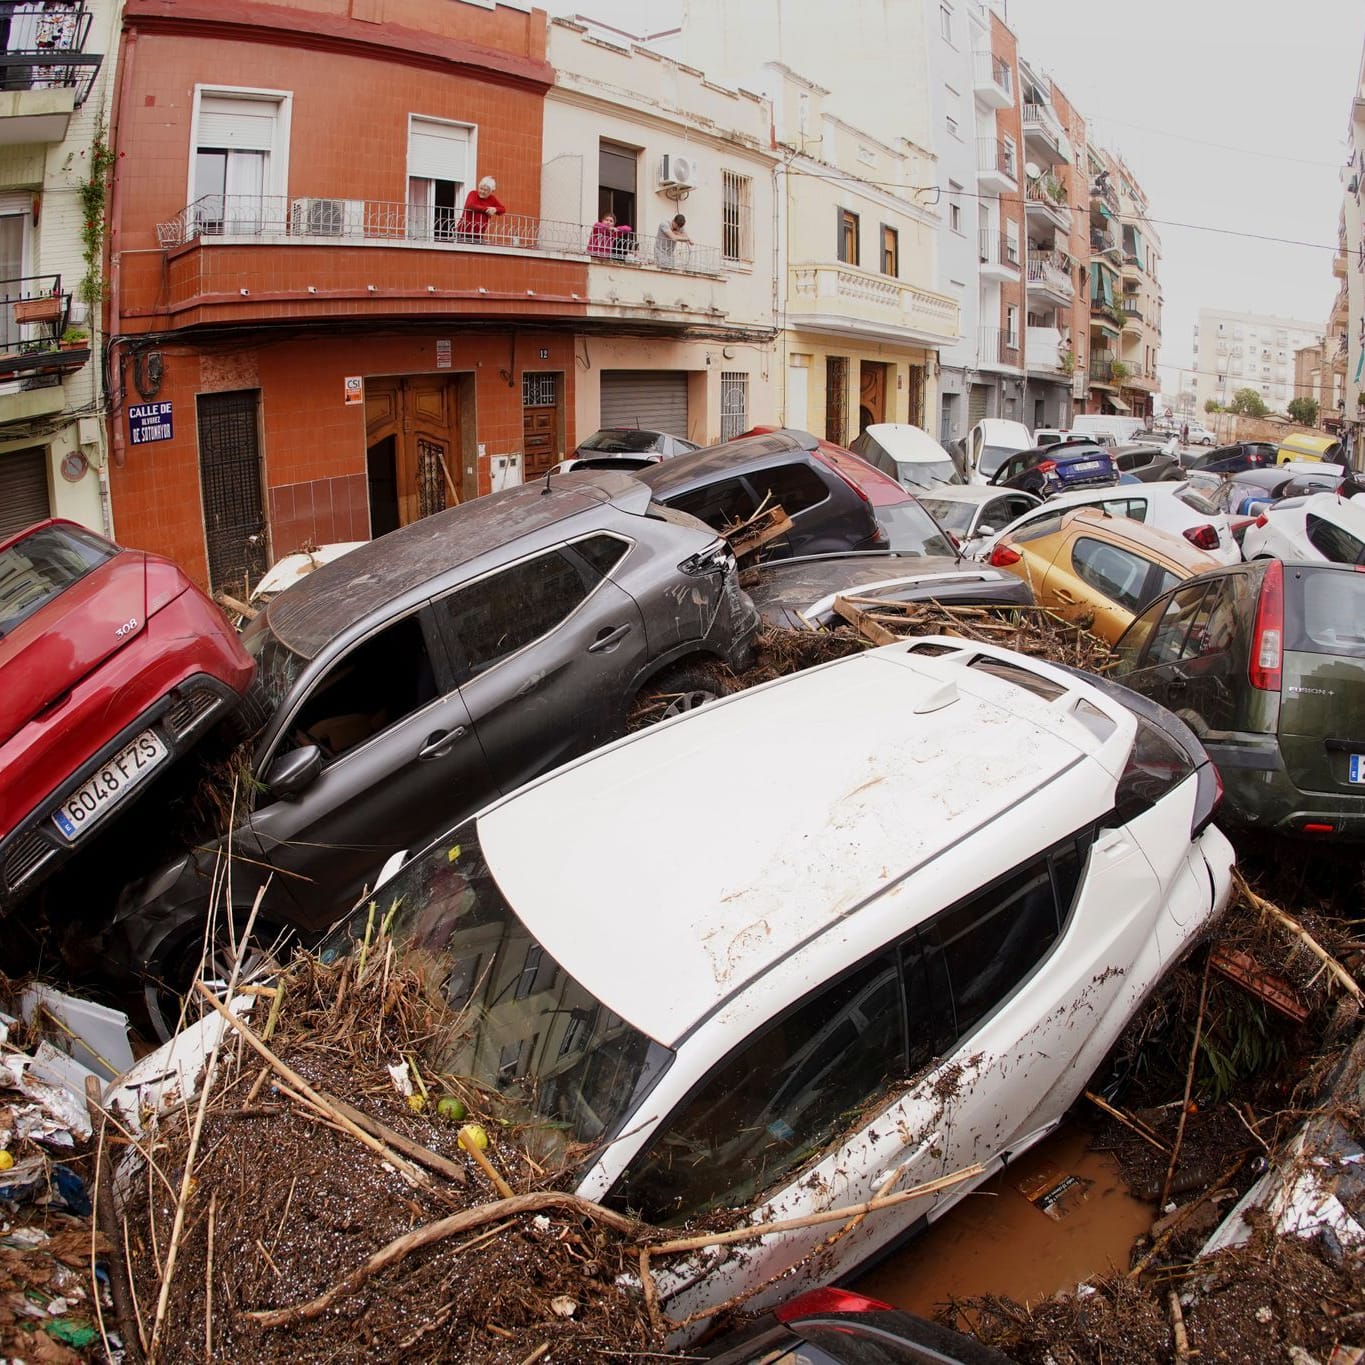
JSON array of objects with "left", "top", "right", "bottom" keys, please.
[
  {"left": 1185, "top": 422, "right": 1216, "bottom": 446},
  {"left": 323, "top": 638, "right": 1233, "bottom": 1341},
  {"left": 972, "top": 482, "right": 1243, "bottom": 567},
  {"left": 849, "top": 423, "right": 960, "bottom": 492},
  {"left": 917, "top": 485, "right": 1043, "bottom": 548},
  {"left": 1241, "top": 491, "right": 1365, "bottom": 565}
]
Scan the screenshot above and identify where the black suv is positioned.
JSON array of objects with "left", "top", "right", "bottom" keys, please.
[
  {"left": 111, "top": 471, "right": 759, "bottom": 1034},
  {"left": 637, "top": 429, "right": 886, "bottom": 558}
]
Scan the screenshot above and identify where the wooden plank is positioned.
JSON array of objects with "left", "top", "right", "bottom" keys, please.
[
  {"left": 723, "top": 504, "right": 794, "bottom": 560},
  {"left": 832, "top": 595, "right": 899, "bottom": 645}
]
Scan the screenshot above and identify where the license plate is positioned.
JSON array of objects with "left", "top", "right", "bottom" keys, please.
[
  {"left": 52, "top": 730, "right": 169, "bottom": 841},
  {"left": 1351, "top": 754, "right": 1365, "bottom": 784},
  {"left": 1070, "top": 461, "right": 1104, "bottom": 474}
]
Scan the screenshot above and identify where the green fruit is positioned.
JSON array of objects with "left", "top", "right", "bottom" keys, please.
[
  {"left": 436, "top": 1096, "right": 467, "bottom": 1122},
  {"left": 459, "top": 1123, "right": 489, "bottom": 1152}
]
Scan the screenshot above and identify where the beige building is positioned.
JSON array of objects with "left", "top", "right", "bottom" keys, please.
[
  {"left": 544, "top": 19, "right": 779, "bottom": 444},
  {"left": 1190, "top": 308, "right": 1323, "bottom": 416}
]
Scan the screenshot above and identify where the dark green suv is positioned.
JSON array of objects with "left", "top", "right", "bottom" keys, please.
[{"left": 1112, "top": 559, "right": 1365, "bottom": 839}]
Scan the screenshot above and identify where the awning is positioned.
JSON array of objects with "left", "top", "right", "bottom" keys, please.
[{"left": 1108, "top": 397, "right": 1131, "bottom": 413}]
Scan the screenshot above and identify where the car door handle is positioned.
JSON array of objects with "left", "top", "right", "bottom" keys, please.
[
  {"left": 588, "top": 623, "right": 632, "bottom": 654},
  {"left": 417, "top": 726, "right": 466, "bottom": 761}
]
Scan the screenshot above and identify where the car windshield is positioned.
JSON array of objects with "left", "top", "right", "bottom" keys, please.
[
  {"left": 978, "top": 443, "right": 1019, "bottom": 477},
  {"left": 241, "top": 617, "right": 309, "bottom": 711},
  {"left": 894, "top": 458, "right": 958, "bottom": 491},
  {"left": 0, "top": 523, "right": 115, "bottom": 636},
  {"left": 579, "top": 430, "right": 665, "bottom": 453},
  {"left": 874, "top": 501, "right": 957, "bottom": 556},
  {"left": 918, "top": 497, "right": 977, "bottom": 536},
  {"left": 318, "top": 821, "right": 672, "bottom": 1158}
]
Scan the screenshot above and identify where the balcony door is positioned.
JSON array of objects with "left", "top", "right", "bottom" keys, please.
[
  {"left": 365, "top": 376, "right": 464, "bottom": 537},
  {"left": 408, "top": 117, "right": 473, "bottom": 241},
  {"left": 0, "top": 199, "right": 28, "bottom": 353},
  {"left": 191, "top": 90, "right": 289, "bottom": 235}
]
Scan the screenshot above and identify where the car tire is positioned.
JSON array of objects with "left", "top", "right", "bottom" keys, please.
[
  {"left": 629, "top": 663, "right": 735, "bottom": 731},
  {"left": 143, "top": 917, "right": 295, "bottom": 1042}
]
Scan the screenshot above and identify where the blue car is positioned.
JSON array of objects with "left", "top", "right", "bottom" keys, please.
[
  {"left": 988, "top": 441, "right": 1119, "bottom": 497},
  {"left": 1181, "top": 441, "right": 1278, "bottom": 476}
]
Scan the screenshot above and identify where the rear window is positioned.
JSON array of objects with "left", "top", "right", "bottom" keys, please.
[
  {"left": 872, "top": 500, "right": 955, "bottom": 556},
  {"left": 1290, "top": 569, "right": 1365, "bottom": 658},
  {"left": 579, "top": 430, "right": 665, "bottom": 453},
  {"left": 751, "top": 462, "right": 830, "bottom": 516},
  {"left": 1177, "top": 488, "right": 1219, "bottom": 516},
  {"left": 1305, "top": 513, "right": 1365, "bottom": 566},
  {"left": 0, "top": 522, "right": 115, "bottom": 636}
]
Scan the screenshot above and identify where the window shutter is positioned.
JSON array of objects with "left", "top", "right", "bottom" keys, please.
[
  {"left": 409, "top": 119, "right": 471, "bottom": 184},
  {"left": 198, "top": 96, "right": 279, "bottom": 151}
]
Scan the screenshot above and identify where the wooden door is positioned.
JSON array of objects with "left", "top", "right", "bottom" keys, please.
[
  {"left": 521, "top": 372, "right": 561, "bottom": 479},
  {"left": 365, "top": 376, "right": 462, "bottom": 535}
]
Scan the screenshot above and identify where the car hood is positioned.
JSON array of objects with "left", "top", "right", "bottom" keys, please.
[
  {"left": 0, "top": 551, "right": 149, "bottom": 745},
  {"left": 748, "top": 554, "right": 1033, "bottom": 627}
]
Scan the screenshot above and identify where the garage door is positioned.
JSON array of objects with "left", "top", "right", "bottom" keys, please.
[
  {"left": 600, "top": 370, "right": 689, "bottom": 439},
  {"left": 0, "top": 446, "right": 50, "bottom": 538},
  {"left": 968, "top": 384, "right": 989, "bottom": 425}
]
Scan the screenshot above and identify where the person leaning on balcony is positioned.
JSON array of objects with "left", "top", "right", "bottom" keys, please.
[
  {"left": 655, "top": 213, "right": 691, "bottom": 266},
  {"left": 456, "top": 176, "right": 506, "bottom": 241},
  {"left": 588, "top": 212, "right": 620, "bottom": 256}
]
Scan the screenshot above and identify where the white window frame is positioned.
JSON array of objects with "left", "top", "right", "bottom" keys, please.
[
  {"left": 407, "top": 114, "right": 479, "bottom": 241},
  {"left": 1005, "top": 304, "right": 1019, "bottom": 349},
  {"left": 187, "top": 85, "right": 292, "bottom": 223}
]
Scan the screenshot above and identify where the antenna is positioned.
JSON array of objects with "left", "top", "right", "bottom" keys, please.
[{"left": 542, "top": 465, "right": 553, "bottom": 494}]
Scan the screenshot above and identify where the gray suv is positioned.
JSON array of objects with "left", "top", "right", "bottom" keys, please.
[{"left": 112, "top": 471, "right": 758, "bottom": 1033}]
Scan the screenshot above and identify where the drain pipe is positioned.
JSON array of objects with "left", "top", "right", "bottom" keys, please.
[{"left": 106, "top": 22, "right": 137, "bottom": 477}]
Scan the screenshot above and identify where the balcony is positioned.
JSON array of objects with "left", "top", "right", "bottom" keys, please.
[
  {"left": 1024, "top": 176, "right": 1071, "bottom": 234},
  {"left": 1089, "top": 227, "right": 1123, "bottom": 267},
  {"left": 1333, "top": 252, "right": 1347, "bottom": 278},
  {"left": 1021, "top": 101, "right": 1069, "bottom": 163},
  {"left": 0, "top": 4, "right": 102, "bottom": 144},
  {"left": 973, "top": 51, "right": 1013, "bottom": 110},
  {"left": 1089, "top": 178, "right": 1119, "bottom": 223},
  {"left": 787, "top": 262, "right": 959, "bottom": 346},
  {"left": 976, "top": 138, "right": 1018, "bottom": 193},
  {"left": 1025, "top": 325, "right": 1074, "bottom": 378},
  {"left": 0, "top": 274, "right": 88, "bottom": 386},
  {"left": 979, "top": 326, "right": 1021, "bottom": 371},
  {"left": 1088, "top": 353, "right": 1128, "bottom": 389},
  {"left": 978, "top": 229, "right": 1021, "bottom": 280},
  {"left": 1025, "top": 248, "right": 1073, "bottom": 304}
]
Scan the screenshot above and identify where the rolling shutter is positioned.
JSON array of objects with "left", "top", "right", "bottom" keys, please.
[
  {"left": 198, "top": 96, "right": 279, "bottom": 151},
  {"left": 968, "top": 384, "right": 989, "bottom": 425},
  {"left": 0, "top": 446, "right": 50, "bottom": 538},
  {"left": 600, "top": 370, "right": 689, "bottom": 438},
  {"left": 408, "top": 118, "right": 471, "bottom": 185}
]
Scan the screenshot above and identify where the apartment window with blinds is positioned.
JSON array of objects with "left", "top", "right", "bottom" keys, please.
[
  {"left": 881, "top": 225, "right": 899, "bottom": 278},
  {"left": 193, "top": 90, "right": 290, "bottom": 235},
  {"left": 722, "top": 171, "right": 752, "bottom": 263},
  {"left": 837, "top": 209, "right": 860, "bottom": 266},
  {"left": 720, "top": 372, "right": 749, "bottom": 441},
  {"left": 409, "top": 115, "right": 475, "bottom": 240}
]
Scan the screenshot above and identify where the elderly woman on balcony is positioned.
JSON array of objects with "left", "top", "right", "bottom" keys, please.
[{"left": 456, "top": 177, "right": 506, "bottom": 241}]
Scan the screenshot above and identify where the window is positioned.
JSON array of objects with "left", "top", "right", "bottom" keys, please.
[
  {"left": 669, "top": 478, "right": 759, "bottom": 529},
  {"left": 1005, "top": 305, "right": 1019, "bottom": 349},
  {"left": 521, "top": 372, "right": 556, "bottom": 407},
  {"left": 441, "top": 550, "right": 591, "bottom": 682},
  {"left": 721, "top": 170, "right": 752, "bottom": 263},
  {"left": 720, "top": 371, "right": 749, "bottom": 442},
  {"left": 408, "top": 115, "right": 475, "bottom": 240},
  {"left": 948, "top": 181, "right": 963, "bottom": 233},
  {"left": 598, "top": 141, "right": 638, "bottom": 231},
  {"left": 750, "top": 462, "right": 829, "bottom": 516},
  {"left": 192, "top": 90, "right": 290, "bottom": 234},
  {"left": 1005, "top": 221, "right": 1020, "bottom": 266},
  {"left": 1140, "top": 583, "right": 1213, "bottom": 666},
  {"left": 1002, "top": 135, "right": 1018, "bottom": 180},
  {"left": 288, "top": 614, "right": 438, "bottom": 762},
  {"left": 1072, "top": 538, "right": 1154, "bottom": 614},
  {"left": 945, "top": 114, "right": 959, "bottom": 140},
  {"left": 1306, "top": 513, "right": 1365, "bottom": 565},
  {"left": 570, "top": 534, "right": 630, "bottom": 581},
  {"left": 940, "top": 3, "right": 952, "bottom": 40},
  {"left": 837, "top": 209, "right": 860, "bottom": 266},
  {"left": 881, "top": 225, "right": 899, "bottom": 277}
]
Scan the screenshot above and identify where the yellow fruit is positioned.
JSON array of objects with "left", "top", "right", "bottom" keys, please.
[
  {"left": 459, "top": 1123, "right": 489, "bottom": 1152},
  {"left": 0, "top": 1151, "right": 13, "bottom": 1172},
  {"left": 436, "top": 1096, "right": 467, "bottom": 1122},
  {"left": 407, "top": 1094, "right": 427, "bottom": 1113}
]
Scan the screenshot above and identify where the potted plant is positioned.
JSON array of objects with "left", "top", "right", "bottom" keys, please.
[
  {"left": 14, "top": 294, "right": 61, "bottom": 325},
  {"left": 59, "top": 326, "right": 88, "bottom": 350},
  {"left": 1058, "top": 349, "right": 1075, "bottom": 376},
  {"left": 1110, "top": 359, "right": 1132, "bottom": 383}
]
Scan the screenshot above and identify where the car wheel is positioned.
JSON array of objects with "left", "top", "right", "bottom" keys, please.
[
  {"left": 629, "top": 663, "right": 735, "bottom": 730},
  {"left": 143, "top": 918, "right": 295, "bottom": 1042}
]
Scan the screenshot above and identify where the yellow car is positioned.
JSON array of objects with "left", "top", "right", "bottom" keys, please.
[{"left": 987, "top": 506, "right": 1219, "bottom": 643}]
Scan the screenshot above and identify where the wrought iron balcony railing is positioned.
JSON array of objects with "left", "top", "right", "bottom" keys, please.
[{"left": 0, "top": 3, "right": 102, "bottom": 105}]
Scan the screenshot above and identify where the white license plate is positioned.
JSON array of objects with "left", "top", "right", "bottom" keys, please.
[
  {"left": 52, "top": 730, "right": 169, "bottom": 841},
  {"left": 1351, "top": 754, "right": 1364, "bottom": 784},
  {"left": 1071, "top": 461, "right": 1104, "bottom": 474}
]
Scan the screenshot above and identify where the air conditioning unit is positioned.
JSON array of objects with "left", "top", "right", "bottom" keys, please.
[
  {"left": 658, "top": 152, "right": 697, "bottom": 190},
  {"left": 290, "top": 197, "right": 364, "bottom": 238}
]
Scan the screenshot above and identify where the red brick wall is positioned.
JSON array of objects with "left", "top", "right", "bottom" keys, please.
[
  {"left": 991, "top": 17, "right": 1025, "bottom": 354},
  {"left": 1049, "top": 81, "right": 1089, "bottom": 393}
]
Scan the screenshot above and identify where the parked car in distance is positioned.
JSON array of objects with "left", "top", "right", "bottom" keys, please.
[
  {"left": 953, "top": 416, "right": 1034, "bottom": 484},
  {"left": 1181, "top": 442, "right": 1278, "bottom": 476},
  {"left": 975, "top": 482, "right": 1242, "bottom": 568},
  {"left": 847, "top": 423, "right": 960, "bottom": 491},
  {"left": 318, "top": 634, "right": 1232, "bottom": 1339},
  {"left": 746, "top": 552, "right": 1034, "bottom": 629},
  {"left": 1185, "top": 421, "right": 1217, "bottom": 446},
  {"left": 638, "top": 429, "right": 886, "bottom": 560},
  {"left": 1111, "top": 442, "right": 1181, "bottom": 483},
  {"left": 703, "top": 1287, "right": 1015, "bottom": 1364},
  {"left": 1113, "top": 559, "right": 1365, "bottom": 838},
  {"left": 1069, "top": 414, "right": 1151, "bottom": 446},
  {"left": 1241, "top": 492, "right": 1365, "bottom": 566},
  {"left": 110, "top": 471, "right": 759, "bottom": 1035},
  {"left": 1275, "top": 433, "right": 1345, "bottom": 466},
  {"left": 918, "top": 485, "right": 1043, "bottom": 549},
  {"left": 0, "top": 520, "right": 256, "bottom": 909},
  {"left": 989, "top": 441, "right": 1119, "bottom": 497},
  {"left": 988, "top": 506, "right": 1219, "bottom": 643},
  {"left": 573, "top": 427, "right": 700, "bottom": 460},
  {"left": 1033, "top": 426, "right": 1071, "bottom": 447}
]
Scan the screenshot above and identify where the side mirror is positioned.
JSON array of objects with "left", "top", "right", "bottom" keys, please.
[
  {"left": 975, "top": 524, "right": 996, "bottom": 537},
  {"left": 266, "top": 745, "right": 322, "bottom": 797}
]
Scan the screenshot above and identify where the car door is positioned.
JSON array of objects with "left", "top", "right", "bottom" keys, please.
[
  {"left": 248, "top": 606, "right": 494, "bottom": 929},
  {"left": 978, "top": 492, "right": 1037, "bottom": 539},
  {"left": 1047, "top": 534, "right": 1162, "bottom": 641},
  {"left": 432, "top": 540, "right": 648, "bottom": 798}
]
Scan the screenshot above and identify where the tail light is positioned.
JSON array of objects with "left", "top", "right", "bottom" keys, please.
[
  {"left": 822, "top": 460, "right": 872, "bottom": 504},
  {"left": 775, "top": 1287, "right": 894, "bottom": 1323},
  {"left": 679, "top": 540, "right": 734, "bottom": 577},
  {"left": 990, "top": 542, "right": 1021, "bottom": 567},
  {"left": 1183, "top": 524, "right": 1220, "bottom": 551},
  {"left": 1254, "top": 513, "right": 1269, "bottom": 528},
  {"left": 1248, "top": 558, "right": 1283, "bottom": 692},
  {"left": 1037, "top": 460, "right": 1057, "bottom": 476},
  {"left": 1191, "top": 762, "right": 1223, "bottom": 837}
]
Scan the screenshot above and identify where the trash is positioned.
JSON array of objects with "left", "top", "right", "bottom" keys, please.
[
  {"left": 20, "top": 983, "right": 135, "bottom": 1080},
  {"left": 1018, "top": 1170, "right": 1094, "bottom": 1222},
  {"left": 0, "top": 1152, "right": 49, "bottom": 1205}
]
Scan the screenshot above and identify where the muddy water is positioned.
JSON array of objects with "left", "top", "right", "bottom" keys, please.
[{"left": 854, "top": 1125, "right": 1155, "bottom": 1317}]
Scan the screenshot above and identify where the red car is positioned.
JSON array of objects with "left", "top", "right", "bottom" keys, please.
[{"left": 0, "top": 520, "right": 255, "bottom": 908}]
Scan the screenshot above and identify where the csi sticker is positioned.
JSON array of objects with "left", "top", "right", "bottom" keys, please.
[{"left": 344, "top": 376, "right": 364, "bottom": 406}]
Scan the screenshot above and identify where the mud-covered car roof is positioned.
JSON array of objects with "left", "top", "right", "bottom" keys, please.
[
  {"left": 636, "top": 428, "right": 819, "bottom": 497},
  {"left": 262, "top": 472, "right": 650, "bottom": 658}
]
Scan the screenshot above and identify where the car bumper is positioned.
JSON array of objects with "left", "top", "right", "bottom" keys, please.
[
  {"left": 1204, "top": 736, "right": 1365, "bottom": 839},
  {"left": 0, "top": 674, "right": 244, "bottom": 907}
]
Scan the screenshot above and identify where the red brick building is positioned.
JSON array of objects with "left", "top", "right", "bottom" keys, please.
[{"left": 108, "top": 0, "right": 590, "bottom": 590}]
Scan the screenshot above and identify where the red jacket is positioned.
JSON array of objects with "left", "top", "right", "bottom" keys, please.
[{"left": 456, "top": 189, "right": 506, "bottom": 237}]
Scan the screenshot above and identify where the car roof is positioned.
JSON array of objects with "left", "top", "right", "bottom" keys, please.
[
  {"left": 1037, "top": 507, "right": 1218, "bottom": 569},
  {"left": 263, "top": 471, "right": 651, "bottom": 658},
  {"left": 475, "top": 638, "right": 1133, "bottom": 1046},
  {"left": 807, "top": 442, "right": 910, "bottom": 506},
  {"left": 636, "top": 428, "right": 818, "bottom": 496},
  {"left": 859, "top": 423, "right": 954, "bottom": 463},
  {"left": 1043, "top": 482, "right": 1185, "bottom": 510}
]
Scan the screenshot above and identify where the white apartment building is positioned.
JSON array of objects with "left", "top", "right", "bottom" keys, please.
[
  {"left": 1340, "top": 33, "right": 1365, "bottom": 451},
  {"left": 1191, "top": 308, "right": 1323, "bottom": 416}
]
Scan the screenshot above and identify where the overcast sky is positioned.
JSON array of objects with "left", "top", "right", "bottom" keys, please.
[{"left": 554, "top": 0, "right": 1363, "bottom": 384}]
